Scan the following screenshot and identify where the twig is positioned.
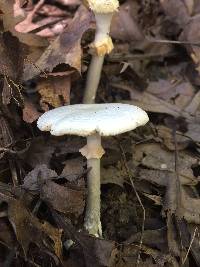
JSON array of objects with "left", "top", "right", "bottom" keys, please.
[
  {"left": 172, "top": 126, "right": 185, "bottom": 263},
  {"left": 118, "top": 141, "right": 145, "bottom": 267},
  {"left": 146, "top": 37, "right": 200, "bottom": 47},
  {"left": 8, "top": 160, "right": 18, "bottom": 187},
  {"left": 182, "top": 227, "right": 198, "bottom": 265}
]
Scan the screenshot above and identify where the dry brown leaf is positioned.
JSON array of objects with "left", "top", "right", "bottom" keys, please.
[
  {"left": 61, "top": 157, "right": 84, "bottom": 182},
  {"left": 0, "top": 32, "right": 28, "bottom": 104},
  {"left": 186, "top": 122, "right": 200, "bottom": 143},
  {"left": 160, "top": 0, "right": 200, "bottom": 75},
  {"left": 41, "top": 180, "right": 85, "bottom": 217},
  {"left": 53, "top": 210, "right": 115, "bottom": 267},
  {"left": 0, "top": 32, "right": 27, "bottom": 79},
  {"left": 23, "top": 5, "right": 93, "bottom": 80},
  {"left": 160, "top": 0, "right": 190, "bottom": 26},
  {"left": 125, "top": 228, "right": 167, "bottom": 252},
  {"left": 37, "top": 75, "right": 71, "bottom": 111},
  {"left": 180, "top": 16, "right": 200, "bottom": 75},
  {"left": 113, "top": 244, "right": 178, "bottom": 267},
  {"left": 163, "top": 185, "right": 200, "bottom": 225},
  {"left": 22, "top": 137, "right": 55, "bottom": 167},
  {"left": 123, "top": 81, "right": 200, "bottom": 144},
  {"left": 101, "top": 165, "right": 125, "bottom": 187},
  {"left": 23, "top": 164, "right": 57, "bottom": 191},
  {"left": 8, "top": 199, "right": 62, "bottom": 257},
  {"left": 111, "top": 0, "right": 144, "bottom": 42},
  {"left": 156, "top": 125, "right": 190, "bottom": 151},
  {"left": 134, "top": 143, "right": 198, "bottom": 186},
  {"left": 124, "top": 91, "right": 186, "bottom": 118},
  {"left": 177, "top": 189, "right": 200, "bottom": 224},
  {"left": 23, "top": 99, "right": 41, "bottom": 123},
  {"left": 0, "top": 0, "right": 48, "bottom": 47},
  {"left": 147, "top": 80, "right": 195, "bottom": 110}
]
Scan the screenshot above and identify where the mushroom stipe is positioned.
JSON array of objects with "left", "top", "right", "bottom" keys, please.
[
  {"left": 37, "top": 103, "right": 149, "bottom": 236},
  {"left": 83, "top": 0, "right": 119, "bottom": 104}
]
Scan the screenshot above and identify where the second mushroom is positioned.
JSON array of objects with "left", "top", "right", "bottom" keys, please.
[{"left": 37, "top": 103, "right": 149, "bottom": 236}]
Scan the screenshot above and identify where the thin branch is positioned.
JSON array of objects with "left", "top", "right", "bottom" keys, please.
[{"left": 182, "top": 227, "right": 198, "bottom": 265}]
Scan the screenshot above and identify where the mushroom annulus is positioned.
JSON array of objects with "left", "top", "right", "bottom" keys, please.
[
  {"left": 83, "top": 0, "right": 119, "bottom": 104},
  {"left": 37, "top": 103, "right": 149, "bottom": 236}
]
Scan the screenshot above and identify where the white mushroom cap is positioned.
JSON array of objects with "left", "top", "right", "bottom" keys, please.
[
  {"left": 37, "top": 103, "right": 149, "bottom": 137},
  {"left": 86, "top": 0, "right": 119, "bottom": 13}
]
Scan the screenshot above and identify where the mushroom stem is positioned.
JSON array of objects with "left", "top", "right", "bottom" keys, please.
[
  {"left": 83, "top": 13, "right": 114, "bottom": 104},
  {"left": 85, "top": 157, "right": 101, "bottom": 236},
  {"left": 80, "top": 133, "right": 105, "bottom": 236},
  {"left": 83, "top": 55, "right": 104, "bottom": 104}
]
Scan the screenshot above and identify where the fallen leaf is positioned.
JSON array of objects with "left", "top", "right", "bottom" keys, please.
[
  {"left": 124, "top": 91, "right": 186, "bottom": 118},
  {"left": 160, "top": 0, "right": 190, "bottom": 26},
  {"left": 156, "top": 125, "right": 190, "bottom": 151},
  {"left": 147, "top": 80, "right": 195, "bottom": 110},
  {"left": 0, "top": 0, "right": 48, "bottom": 46},
  {"left": 23, "top": 5, "right": 93, "bottom": 80},
  {"left": 0, "top": 31, "right": 27, "bottom": 79},
  {"left": 37, "top": 75, "right": 71, "bottom": 111},
  {"left": 41, "top": 180, "right": 85, "bottom": 217},
  {"left": 111, "top": 0, "right": 144, "bottom": 42},
  {"left": 134, "top": 143, "right": 198, "bottom": 186},
  {"left": 177, "top": 188, "right": 200, "bottom": 224},
  {"left": 22, "top": 164, "right": 57, "bottom": 191},
  {"left": 101, "top": 165, "right": 125, "bottom": 187},
  {"left": 125, "top": 228, "right": 167, "bottom": 252},
  {"left": 22, "top": 137, "right": 55, "bottom": 167},
  {"left": 61, "top": 157, "right": 84, "bottom": 182},
  {"left": 180, "top": 16, "right": 200, "bottom": 75},
  {"left": 8, "top": 198, "right": 62, "bottom": 257},
  {"left": 23, "top": 99, "right": 41, "bottom": 123},
  {"left": 53, "top": 210, "right": 115, "bottom": 267}
]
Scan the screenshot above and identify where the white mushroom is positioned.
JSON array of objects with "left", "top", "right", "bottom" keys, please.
[
  {"left": 37, "top": 103, "right": 149, "bottom": 236},
  {"left": 83, "top": 0, "right": 119, "bottom": 104}
]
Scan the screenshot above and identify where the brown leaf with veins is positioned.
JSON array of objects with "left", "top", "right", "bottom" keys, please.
[
  {"left": 37, "top": 75, "right": 71, "bottom": 111},
  {"left": 41, "top": 180, "right": 85, "bottom": 217},
  {"left": 0, "top": 32, "right": 28, "bottom": 104},
  {"left": 8, "top": 198, "right": 62, "bottom": 257},
  {"left": 23, "top": 5, "right": 93, "bottom": 80}
]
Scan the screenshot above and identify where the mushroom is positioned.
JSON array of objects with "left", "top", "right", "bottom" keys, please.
[
  {"left": 37, "top": 103, "right": 149, "bottom": 236},
  {"left": 83, "top": 0, "right": 119, "bottom": 103}
]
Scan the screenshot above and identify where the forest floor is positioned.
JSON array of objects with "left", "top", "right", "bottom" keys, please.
[{"left": 1, "top": 0, "right": 200, "bottom": 266}]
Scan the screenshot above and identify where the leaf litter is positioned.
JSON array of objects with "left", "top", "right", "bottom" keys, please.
[{"left": 1, "top": 0, "right": 200, "bottom": 266}]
